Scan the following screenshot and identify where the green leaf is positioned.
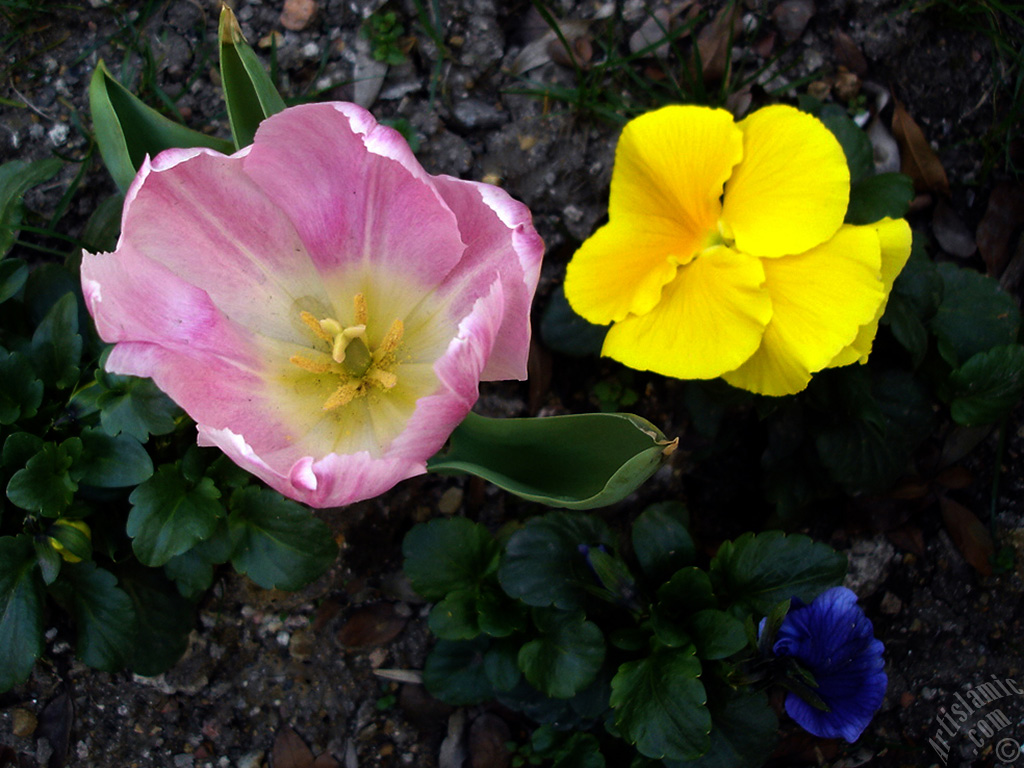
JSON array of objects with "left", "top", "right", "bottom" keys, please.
[
  {"left": 53, "top": 561, "right": 136, "bottom": 671},
  {"left": 663, "top": 686, "right": 777, "bottom": 768},
  {"left": 81, "top": 193, "right": 124, "bottom": 253},
  {"left": 930, "top": 262, "right": 1020, "bottom": 367},
  {"left": 0, "top": 349, "right": 44, "bottom": 425},
  {"left": 429, "top": 588, "right": 481, "bottom": 640},
  {"left": 127, "top": 464, "right": 224, "bottom": 566},
  {"left": 428, "top": 411, "right": 675, "bottom": 509},
  {"left": 423, "top": 637, "right": 495, "bottom": 706},
  {"left": 0, "top": 258, "right": 29, "bottom": 303},
  {"left": 845, "top": 173, "right": 915, "bottom": 225},
  {"left": 7, "top": 438, "right": 82, "bottom": 517},
  {"left": 402, "top": 516, "right": 499, "bottom": 600},
  {"left": 119, "top": 565, "right": 194, "bottom": 676},
  {"left": 819, "top": 104, "right": 874, "bottom": 184},
  {"left": 652, "top": 567, "right": 717, "bottom": 648},
  {"left": 96, "top": 371, "right": 180, "bottom": 441},
  {"left": 610, "top": 647, "right": 711, "bottom": 761},
  {"left": 77, "top": 427, "right": 154, "bottom": 487},
  {"left": 709, "top": 531, "right": 846, "bottom": 616},
  {"left": 47, "top": 519, "right": 92, "bottom": 562},
  {"left": 34, "top": 537, "right": 63, "bottom": 585},
  {"left": 0, "top": 535, "right": 45, "bottom": 692},
  {"left": 476, "top": 583, "right": 528, "bottom": 637},
  {"left": 219, "top": 5, "right": 287, "bottom": 149},
  {"left": 540, "top": 283, "right": 609, "bottom": 357},
  {"left": 30, "top": 291, "right": 82, "bottom": 389},
  {"left": 484, "top": 638, "right": 522, "bottom": 692},
  {"left": 631, "top": 501, "right": 695, "bottom": 583},
  {"left": 2, "top": 431, "right": 43, "bottom": 470},
  {"left": 949, "top": 345, "right": 1024, "bottom": 426},
  {"left": 0, "top": 157, "right": 64, "bottom": 256},
  {"left": 89, "top": 60, "right": 234, "bottom": 193},
  {"left": 686, "top": 610, "right": 748, "bottom": 660},
  {"left": 518, "top": 608, "right": 605, "bottom": 699},
  {"left": 498, "top": 511, "right": 613, "bottom": 610},
  {"left": 228, "top": 486, "right": 337, "bottom": 590}
]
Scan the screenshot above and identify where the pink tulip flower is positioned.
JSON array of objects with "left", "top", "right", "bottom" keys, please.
[{"left": 81, "top": 103, "right": 544, "bottom": 507}]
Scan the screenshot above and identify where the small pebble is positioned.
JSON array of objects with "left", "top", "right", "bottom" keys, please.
[{"left": 12, "top": 708, "right": 37, "bottom": 738}]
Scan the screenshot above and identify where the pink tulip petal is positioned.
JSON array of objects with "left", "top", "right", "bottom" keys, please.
[
  {"left": 432, "top": 177, "right": 544, "bottom": 381},
  {"left": 116, "top": 150, "right": 331, "bottom": 343},
  {"left": 242, "top": 103, "right": 466, "bottom": 287}
]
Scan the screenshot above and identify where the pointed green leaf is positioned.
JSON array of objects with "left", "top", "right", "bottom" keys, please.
[
  {"left": 402, "top": 516, "right": 499, "bottom": 600},
  {"left": 652, "top": 567, "right": 716, "bottom": 648},
  {"left": 709, "top": 531, "right": 846, "bottom": 616},
  {"left": 77, "top": 427, "right": 154, "bottom": 487},
  {"left": 228, "top": 486, "right": 337, "bottom": 590},
  {"left": 127, "top": 464, "right": 224, "bottom": 566},
  {"left": 53, "top": 561, "right": 136, "bottom": 671},
  {"left": 89, "top": 60, "right": 233, "bottom": 192},
  {"left": 0, "top": 258, "right": 29, "bottom": 303},
  {"left": 0, "top": 535, "right": 45, "bottom": 692},
  {"left": 30, "top": 291, "right": 82, "bottom": 389},
  {"left": 498, "top": 511, "right": 613, "bottom": 610},
  {"left": 34, "top": 537, "right": 63, "bottom": 585},
  {"left": 428, "top": 411, "right": 676, "bottom": 509},
  {"left": 0, "top": 157, "right": 64, "bottom": 256},
  {"left": 949, "top": 344, "right": 1024, "bottom": 426},
  {"left": 0, "top": 349, "right": 44, "bottom": 425},
  {"left": 219, "top": 5, "right": 286, "bottom": 149},
  {"left": 518, "top": 608, "right": 605, "bottom": 699},
  {"left": 610, "top": 646, "right": 711, "bottom": 761},
  {"left": 631, "top": 501, "right": 695, "bottom": 583},
  {"left": 686, "top": 609, "right": 748, "bottom": 660}
]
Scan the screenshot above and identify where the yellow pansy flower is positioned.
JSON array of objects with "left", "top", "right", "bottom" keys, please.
[{"left": 564, "top": 104, "right": 912, "bottom": 396}]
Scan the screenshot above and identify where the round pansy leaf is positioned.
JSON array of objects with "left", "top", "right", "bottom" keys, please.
[
  {"left": 77, "top": 428, "right": 154, "bottom": 488},
  {"left": 687, "top": 609, "right": 748, "bottom": 660},
  {"left": 227, "top": 486, "right": 337, "bottom": 591},
  {"left": 631, "top": 501, "right": 695, "bottom": 584},
  {"left": 424, "top": 637, "right": 495, "bottom": 706},
  {"left": 29, "top": 291, "right": 82, "bottom": 390},
  {"left": 428, "top": 588, "right": 481, "bottom": 640},
  {"left": 7, "top": 439, "right": 81, "bottom": 518},
  {"left": 118, "top": 565, "right": 195, "bottom": 676},
  {"left": 402, "top": 516, "right": 499, "bottom": 601},
  {"left": 0, "top": 535, "right": 45, "bottom": 692},
  {"left": 610, "top": 646, "right": 711, "bottom": 761},
  {"left": 949, "top": 344, "right": 1024, "bottom": 427},
  {"left": 518, "top": 608, "right": 605, "bottom": 699},
  {"left": 498, "top": 511, "right": 614, "bottom": 610},
  {"left": 818, "top": 104, "right": 874, "bottom": 184},
  {"left": 484, "top": 639, "right": 522, "bottom": 692},
  {"left": 663, "top": 685, "right": 777, "bottom": 768},
  {"left": 652, "top": 567, "right": 717, "bottom": 647},
  {"left": 930, "top": 262, "right": 1020, "bottom": 367},
  {"left": 0, "top": 349, "right": 43, "bottom": 425},
  {"left": 709, "top": 531, "right": 846, "bottom": 616},
  {"left": 540, "top": 283, "right": 609, "bottom": 357},
  {"left": 52, "top": 561, "right": 136, "bottom": 671},
  {"left": 846, "top": 173, "right": 915, "bottom": 225}
]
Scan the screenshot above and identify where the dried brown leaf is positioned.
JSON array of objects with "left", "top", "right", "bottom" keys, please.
[
  {"left": 272, "top": 727, "right": 315, "bottom": 768},
  {"left": 469, "top": 713, "right": 512, "bottom": 768},
  {"left": 312, "top": 754, "right": 340, "bottom": 768},
  {"left": 37, "top": 688, "right": 72, "bottom": 768},
  {"left": 891, "top": 98, "right": 950, "bottom": 197},
  {"left": 931, "top": 200, "right": 976, "bottom": 258},
  {"left": 771, "top": 0, "right": 815, "bottom": 43},
  {"left": 886, "top": 525, "right": 926, "bottom": 557},
  {"left": 337, "top": 603, "right": 408, "bottom": 648},
  {"left": 696, "top": 3, "right": 741, "bottom": 82},
  {"left": 938, "top": 496, "right": 994, "bottom": 576},
  {"left": 977, "top": 181, "right": 1024, "bottom": 277},
  {"left": 934, "top": 465, "right": 973, "bottom": 490},
  {"left": 833, "top": 29, "right": 867, "bottom": 76}
]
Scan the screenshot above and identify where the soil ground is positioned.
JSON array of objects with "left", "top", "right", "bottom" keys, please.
[{"left": 2, "top": 1, "right": 1024, "bottom": 767}]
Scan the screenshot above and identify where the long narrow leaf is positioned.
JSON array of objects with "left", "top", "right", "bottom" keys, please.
[
  {"left": 428, "top": 411, "right": 676, "bottom": 509},
  {"left": 89, "top": 60, "right": 233, "bottom": 192},
  {"left": 219, "top": 5, "right": 286, "bottom": 149}
]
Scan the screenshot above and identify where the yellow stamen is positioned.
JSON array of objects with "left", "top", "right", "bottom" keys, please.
[
  {"left": 323, "top": 381, "right": 361, "bottom": 411},
  {"left": 300, "top": 311, "right": 334, "bottom": 343},
  {"left": 365, "top": 367, "right": 397, "bottom": 390},
  {"left": 289, "top": 355, "right": 334, "bottom": 374},
  {"left": 354, "top": 293, "right": 368, "bottom": 325},
  {"left": 373, "top": 319, "right": 404, "bottom": 363}
]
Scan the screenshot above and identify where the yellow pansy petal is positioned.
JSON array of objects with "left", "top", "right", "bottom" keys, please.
[
  {"left": 829, "top": 217, "right": 914, "bottom": 366},
  {"left": 721, "top": 104, "right": 850, "bottom": 258},
  {"left": 601, "top": 245, "right": 771, "bottom": 379},
  {"left": 611, "top": 105, "right": 743, "bottom": 249},
  {"left": 723, "top": 226, "right": 884, "bottom": 396},
  {"left": 565, "top": 218, "right": 687, "bottom": 325}
]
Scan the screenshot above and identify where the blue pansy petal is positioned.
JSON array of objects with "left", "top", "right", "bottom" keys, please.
[{"left": 772, "top": 587, "right": 887, "bottom": 743}]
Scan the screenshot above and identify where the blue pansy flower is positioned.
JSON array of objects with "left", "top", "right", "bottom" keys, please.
[{"left": 771, "top": 586, "right": 887, "bottom": 743}]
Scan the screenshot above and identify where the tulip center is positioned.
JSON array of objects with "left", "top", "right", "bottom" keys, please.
[{"left": 289, "top": 293, "right": 404, "bottom": 411}]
